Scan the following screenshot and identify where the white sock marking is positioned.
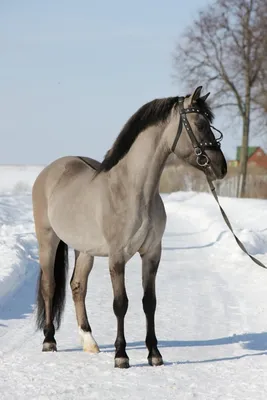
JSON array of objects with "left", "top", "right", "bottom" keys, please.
[{"left": 78, "top": 327, "right": 100, "bottom": 353}]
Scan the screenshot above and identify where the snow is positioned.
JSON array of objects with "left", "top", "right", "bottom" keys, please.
[
  {"left": 1, "top": 165, "right": 267, "bottom": 399},
  {"left": 0, "top": 165, "right": 43, "bottom": 305},
  {"left": 0, "top": 165, "right": 43, "bottom": 195}
]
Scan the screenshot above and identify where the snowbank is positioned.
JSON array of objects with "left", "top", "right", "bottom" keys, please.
[{"left": 0, "top": 165, "right": 42, "bottom": 306}]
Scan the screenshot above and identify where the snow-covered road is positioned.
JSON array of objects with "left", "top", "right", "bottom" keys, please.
[{"left": 1, "top": 167, "right": 267, "bottom": 399}]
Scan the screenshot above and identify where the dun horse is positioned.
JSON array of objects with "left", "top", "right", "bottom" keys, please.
[{"left": 33, "top": 86, "right": 227, "bottom": 368}]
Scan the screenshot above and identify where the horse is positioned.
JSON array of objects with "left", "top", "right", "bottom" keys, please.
[{"left": 32, "top": 86, "right": 227, "bottom": 368}]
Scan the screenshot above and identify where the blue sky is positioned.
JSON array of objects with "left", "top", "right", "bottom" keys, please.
[{"left": 0, "top": 0, "right": 250, "bottom": 164}]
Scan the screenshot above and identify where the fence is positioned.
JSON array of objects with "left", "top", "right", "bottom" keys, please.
[{"left": 159, "top": 163, "right": 267, "bottom": 198}]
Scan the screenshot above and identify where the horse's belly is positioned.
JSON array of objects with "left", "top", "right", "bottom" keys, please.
[{"left": 60, "top": 229, "right": 109, "bottom": 256}]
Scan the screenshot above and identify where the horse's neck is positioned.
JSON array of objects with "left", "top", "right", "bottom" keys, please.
[{"left": 110, "top": 125, "right": 170, "bottom": 203}]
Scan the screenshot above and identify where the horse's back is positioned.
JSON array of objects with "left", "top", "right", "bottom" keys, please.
[{"left": 33, "top": 156, "right": 99, "bottom": 195}]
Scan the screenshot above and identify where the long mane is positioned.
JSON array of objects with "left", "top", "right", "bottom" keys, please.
[
  {"left": 97, "top": 97, "right": 179, "bottom": 173},
  {"left": 97, "top": 95, "right": 213, "bottom": 173}
]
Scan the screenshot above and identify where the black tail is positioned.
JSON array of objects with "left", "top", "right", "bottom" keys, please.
[{"left": 36, "top": 240, "right": 69, "bottom": 330}]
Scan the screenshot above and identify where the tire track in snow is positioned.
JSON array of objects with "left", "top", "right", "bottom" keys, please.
[{"left": 163, "top": 193, "right": 267, "bottom": 358}]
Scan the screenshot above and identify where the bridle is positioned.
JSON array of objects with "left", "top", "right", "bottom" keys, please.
[
  {"left": 171, "top": 97, "right": 223, "bottom": 168},
  {"left": 170, "top": 97, "right": 267, "bottom": 271}
]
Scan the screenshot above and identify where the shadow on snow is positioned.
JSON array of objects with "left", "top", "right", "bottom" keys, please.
[{"left": 59, "top": 331, "right": 267, "bottom": 366}]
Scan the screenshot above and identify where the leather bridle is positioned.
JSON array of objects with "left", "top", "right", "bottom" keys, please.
[{"left": 171, "top": 97, "right": 223, "bottom": 168}]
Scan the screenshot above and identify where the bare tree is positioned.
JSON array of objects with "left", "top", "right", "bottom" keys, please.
[
  {"left": 173, "top": 0, "right": 267, "bottom": 197},
  {"left": 255, "top": 67, "right": 267, "bottom": 114}
]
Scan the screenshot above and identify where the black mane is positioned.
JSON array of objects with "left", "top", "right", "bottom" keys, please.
[{"left": 98, "top": 95, "right": 213, "bottom": 173}]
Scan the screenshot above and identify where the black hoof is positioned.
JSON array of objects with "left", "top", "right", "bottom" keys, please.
[
  {"left": 114, "top": 357, "right": 130, "bottom": 369},
  {"left": 42, "top": 342, "right": 57, "bottom": 352},
  {"left": 148, "top": 356, "right": 164, "bottom": 366}
]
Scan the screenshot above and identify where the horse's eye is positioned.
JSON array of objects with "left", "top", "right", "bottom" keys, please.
[{"left": 195, "top": 121, "right": 206, "bottom": 131}]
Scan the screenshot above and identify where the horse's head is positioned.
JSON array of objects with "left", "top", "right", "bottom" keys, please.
[{"left": 169, "top": 86, "right": 227, "bottom": 181}]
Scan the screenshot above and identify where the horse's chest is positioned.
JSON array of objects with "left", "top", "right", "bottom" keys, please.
[
  {"left": 118, "top": 201, "right": 165, "bottom": 257},
  {"left": 124, "top": 220, "right": 150, "bottom": 256}
]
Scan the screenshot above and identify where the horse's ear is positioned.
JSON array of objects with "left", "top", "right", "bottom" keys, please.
[
  {"left": 200, "top": 92, "right": 210, "bottom": 102},
  {"left": 190, "top": 86, "right": 202, "bottom": 103}
]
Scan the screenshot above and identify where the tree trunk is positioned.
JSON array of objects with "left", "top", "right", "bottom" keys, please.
[
  {"left": 237, "top": 82, "right": 251, "bottom": 198},
  {"left": 237, "top": 119, "right": 249, "bottom": 197}
]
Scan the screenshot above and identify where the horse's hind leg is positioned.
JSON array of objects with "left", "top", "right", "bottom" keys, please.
[
  {"left": 70, "top": 251, "right": 99, "bottom": 353},
  {"left": 36, "top": 229, "right": 62, "bottom": 351},
  {"left": 141, "top": 244, "right": 163, "bottom": 366},
  {"left": 33, "top": 170, "right": 69, "bottom": 352}
]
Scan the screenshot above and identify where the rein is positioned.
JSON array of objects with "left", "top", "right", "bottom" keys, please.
[
  {"left": 207, "top": 179, "right": 267, "bottom": 269},
  {"left": 172, "top": 96, "right": 267, "bottom": 270}
]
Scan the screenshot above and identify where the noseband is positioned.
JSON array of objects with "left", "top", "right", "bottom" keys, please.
[{"left": 171, "top": 97, "right": 223, "bottom": 167}]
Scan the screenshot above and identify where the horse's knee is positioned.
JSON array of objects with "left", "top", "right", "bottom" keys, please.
[
  {"left": 142, "top": 290, "right": 156, "bottom": 315},
  {"left": 113, "top": 293, "right": 128, "bottom": 317}
]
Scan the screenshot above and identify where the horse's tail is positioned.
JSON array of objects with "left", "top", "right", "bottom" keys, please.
[{"left": 36, "top": 240, "right": 69, "bottom": 330}]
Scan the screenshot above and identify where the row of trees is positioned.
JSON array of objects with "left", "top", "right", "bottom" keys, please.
[{"left": 173, "top": 0, "right": 267, "bottom": 197}]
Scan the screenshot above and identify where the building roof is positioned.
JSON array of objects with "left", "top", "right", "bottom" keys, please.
[{"left": 236, "top": 146, "right": 259, "bottom": 161}]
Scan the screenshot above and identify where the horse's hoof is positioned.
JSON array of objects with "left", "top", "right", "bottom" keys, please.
[
  {"left": 114, "top": 357, "right": 130, "bottom": 369},
  {"left": 42, "top": 342, "right": 57, "bottom": 352},
  {"left": 148, "top": 356, "right": 163, "bottom": 366}
]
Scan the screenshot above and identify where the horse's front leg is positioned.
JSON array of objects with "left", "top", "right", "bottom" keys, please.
[
  {"left": 109, "top": 256, "right": 129, "bottom": 368},
  {"left": 141, "top": 243, "right": 163, "bottom": 366}
]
